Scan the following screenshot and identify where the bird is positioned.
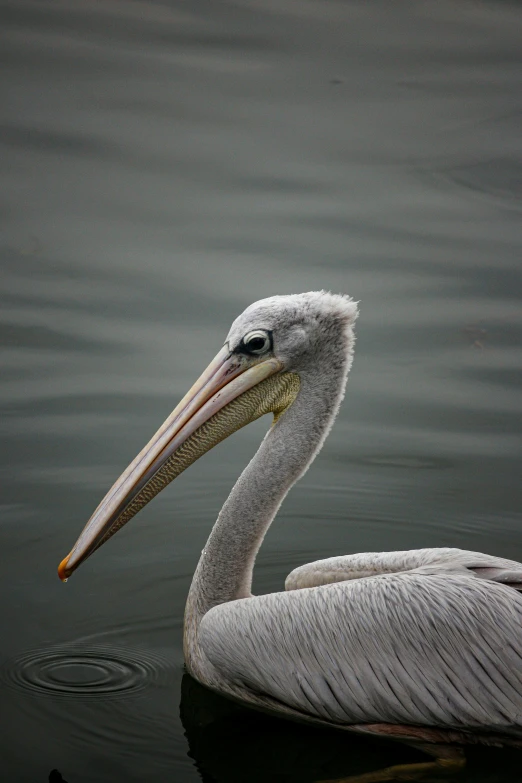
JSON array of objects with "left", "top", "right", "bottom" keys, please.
[{"left": 58, "top": 291, "right": 522, "bottom": 780}]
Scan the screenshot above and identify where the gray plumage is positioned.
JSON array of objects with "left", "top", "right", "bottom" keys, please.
[{"left": 181, "top": 292, "right": 522, "bottom": 739}]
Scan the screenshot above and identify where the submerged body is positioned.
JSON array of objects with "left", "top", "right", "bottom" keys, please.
[{"left": 59, "top": 292, "right": 522, "bottom": 745}]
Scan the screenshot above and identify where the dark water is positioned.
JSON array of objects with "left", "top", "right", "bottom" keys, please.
[{"left": 1, "top": 1, "right": 522, "bottom": 781}]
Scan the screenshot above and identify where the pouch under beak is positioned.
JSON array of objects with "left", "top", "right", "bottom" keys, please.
[{"left": 58, "top": 347, "right": 300, "bottom": 580}]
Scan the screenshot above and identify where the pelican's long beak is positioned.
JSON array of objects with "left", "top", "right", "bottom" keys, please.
[{"left": 58, "top": 346, "right": 300, "bottom": 581}]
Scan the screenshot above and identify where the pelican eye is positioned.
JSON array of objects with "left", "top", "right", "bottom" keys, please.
[{"left": 242, "top": 330, "right": 271, "bottom": 355}]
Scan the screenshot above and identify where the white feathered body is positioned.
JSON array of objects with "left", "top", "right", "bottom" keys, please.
[{"left": 195, "top": 548, "right": 522, "bottom": 735}]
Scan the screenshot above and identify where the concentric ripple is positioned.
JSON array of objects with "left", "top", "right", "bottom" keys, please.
[{"left": 1, "top": 644, "right": 173, "bottom": 700}]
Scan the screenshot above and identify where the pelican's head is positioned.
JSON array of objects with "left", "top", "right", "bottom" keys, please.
[{"left": 58, "top": 291, "right": 358, "bottom": 580}]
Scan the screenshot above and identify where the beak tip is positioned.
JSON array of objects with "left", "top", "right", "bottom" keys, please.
[{"left": 58, "top": 555, "right": 71, "bottom": 582}]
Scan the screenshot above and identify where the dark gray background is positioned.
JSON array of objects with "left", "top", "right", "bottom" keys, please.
[{"left": 1, "top": 1, "right": 521, "bottom": 781}]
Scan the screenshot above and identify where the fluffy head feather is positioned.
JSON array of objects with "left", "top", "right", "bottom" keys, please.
[{"left": 226, "top": 291, "right": 358, "bottom": 375}]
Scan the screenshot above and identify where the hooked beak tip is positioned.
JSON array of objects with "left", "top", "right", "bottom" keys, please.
[{"left": 58, "top": 555, "right": 71, "bottom": 582}]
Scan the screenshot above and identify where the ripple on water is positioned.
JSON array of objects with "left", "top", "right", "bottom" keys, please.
[{"left": 1, "top": 644, "right": 174, "bottom": 700}]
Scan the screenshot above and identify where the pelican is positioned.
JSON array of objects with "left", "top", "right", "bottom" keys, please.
[{"left": 59, "top": 292, "right": 522, "bottom": 779}]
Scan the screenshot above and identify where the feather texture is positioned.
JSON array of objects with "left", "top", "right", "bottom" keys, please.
[
  {"left": 200, "top": 559, "right": 522, "bottom": 730},
  {"left": 285, "top": 548, "right": 522, "bottom": 591}
]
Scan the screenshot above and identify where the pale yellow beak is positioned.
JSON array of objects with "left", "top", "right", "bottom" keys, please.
[{"left": 57, "top": 346, "right": 294, "bottom": 581}]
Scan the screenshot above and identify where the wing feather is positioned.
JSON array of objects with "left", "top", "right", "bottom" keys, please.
[
  {"left": 285, "top": 548, "right": 522, "bottom": 591},
  {"left": 200, "top": 568, "right": 522, "bottom": 731}
]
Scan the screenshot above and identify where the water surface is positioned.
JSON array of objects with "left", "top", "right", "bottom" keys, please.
[{"left": 1, "top": 1, "right": 521, "bottom": 781}]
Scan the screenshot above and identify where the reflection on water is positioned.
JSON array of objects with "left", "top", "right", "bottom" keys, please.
[
  {"left": 180, "top": 674, "right": 419, "bottom": 783},
  {"left": 1, "top": 0, "right": 522, "bottom": 781},
  {"left": 179, "top": 675, "right": 522, "bottom": 783}
]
